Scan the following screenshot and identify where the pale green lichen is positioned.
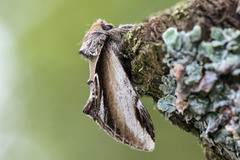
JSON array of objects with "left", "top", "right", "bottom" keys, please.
[
  {"left": 188, "top": 95, "right": 209, "bottom": 115},
  {"left": 184, "top": 61, "right": 202, "bottom": 85},
  {"left": 162, "top": 27, "right": 179, "bottom": 46},
  {"left": 159, "top": 76, "right": 176, "bottom": 95},
  {"left": 157, "top": 76, "right": 176, "bottom": 118},
  {"left": 197, "top": 42, "right": 214, "bottom": 61},
  {"left": 157, "top": 95, "right": 176, "bottom": 119},
  {"left": 211, "top": 27, "right": 225, "bottom": 42},
  {"left": 159, "top": 25, "right": 240, "bottom": 158},
  {"left": 189, "top": 25, "right": 201, "bottom": 42}
]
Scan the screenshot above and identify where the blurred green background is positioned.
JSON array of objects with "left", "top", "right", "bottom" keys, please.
[{"left": 0, "top": 0, "right": 205, "bottom": 160}]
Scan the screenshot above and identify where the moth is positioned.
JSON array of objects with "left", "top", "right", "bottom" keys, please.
[
  {"left": 237, "top": 0, "right": 240, "bottom": 14},
  {"left": 78, "top": 19, "right": 155, "bottom": 151}
]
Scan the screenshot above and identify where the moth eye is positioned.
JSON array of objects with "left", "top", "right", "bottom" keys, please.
[{"left": 103, "top": 25, "right": 113, "bottom": 31}]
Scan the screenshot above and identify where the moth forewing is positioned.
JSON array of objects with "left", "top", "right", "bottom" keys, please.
[
  {"left": 82, "top": 73, "right": 100, "bottom": 117},
  {"left": 79, "top": 19, "right": 155, "bottom": 152},
  {"left": 101, "top": 45, "right": 155, "bottom": 151}
]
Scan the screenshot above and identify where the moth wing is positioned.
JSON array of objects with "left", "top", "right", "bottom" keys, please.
[
  {"left": 83, "top": 47, "right": 155, "bottom": 151},
  {"left": 82, "top": 74, "right": 100, "bottom": 118}
]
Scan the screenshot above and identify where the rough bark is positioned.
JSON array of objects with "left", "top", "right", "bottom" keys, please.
[{"left": 121, "top": 0, "right": 240, "bottom": 159}]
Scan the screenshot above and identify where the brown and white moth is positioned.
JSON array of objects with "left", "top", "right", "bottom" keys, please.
[{"left": 78, "top": 19, "right": 155, "bottom": 151}]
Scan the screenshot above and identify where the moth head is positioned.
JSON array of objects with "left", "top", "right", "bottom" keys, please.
[{"left": 79, "top": 19, "right": 114, "bottom": 59}]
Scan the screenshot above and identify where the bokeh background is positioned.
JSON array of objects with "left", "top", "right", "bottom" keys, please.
[{"left": 0, "top": 0, "right": 205, "bottom": 160}]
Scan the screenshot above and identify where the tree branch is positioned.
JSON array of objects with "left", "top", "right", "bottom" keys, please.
[{"left": 121, "top": 0, "right": 240, "bottom": 159}]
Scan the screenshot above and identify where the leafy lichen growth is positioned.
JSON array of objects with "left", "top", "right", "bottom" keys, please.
[
  {"left": 159, "top": 75, "right": 176, "bottom": 95},
  {"left": 159, "top": 26, "right": 240, "bottom": 158},
  {"left": 158, "top": 76, "right": 177, "bottom": 119},
  {"left": 157, "top": 94, "right": 176, "bottom": 119}
]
